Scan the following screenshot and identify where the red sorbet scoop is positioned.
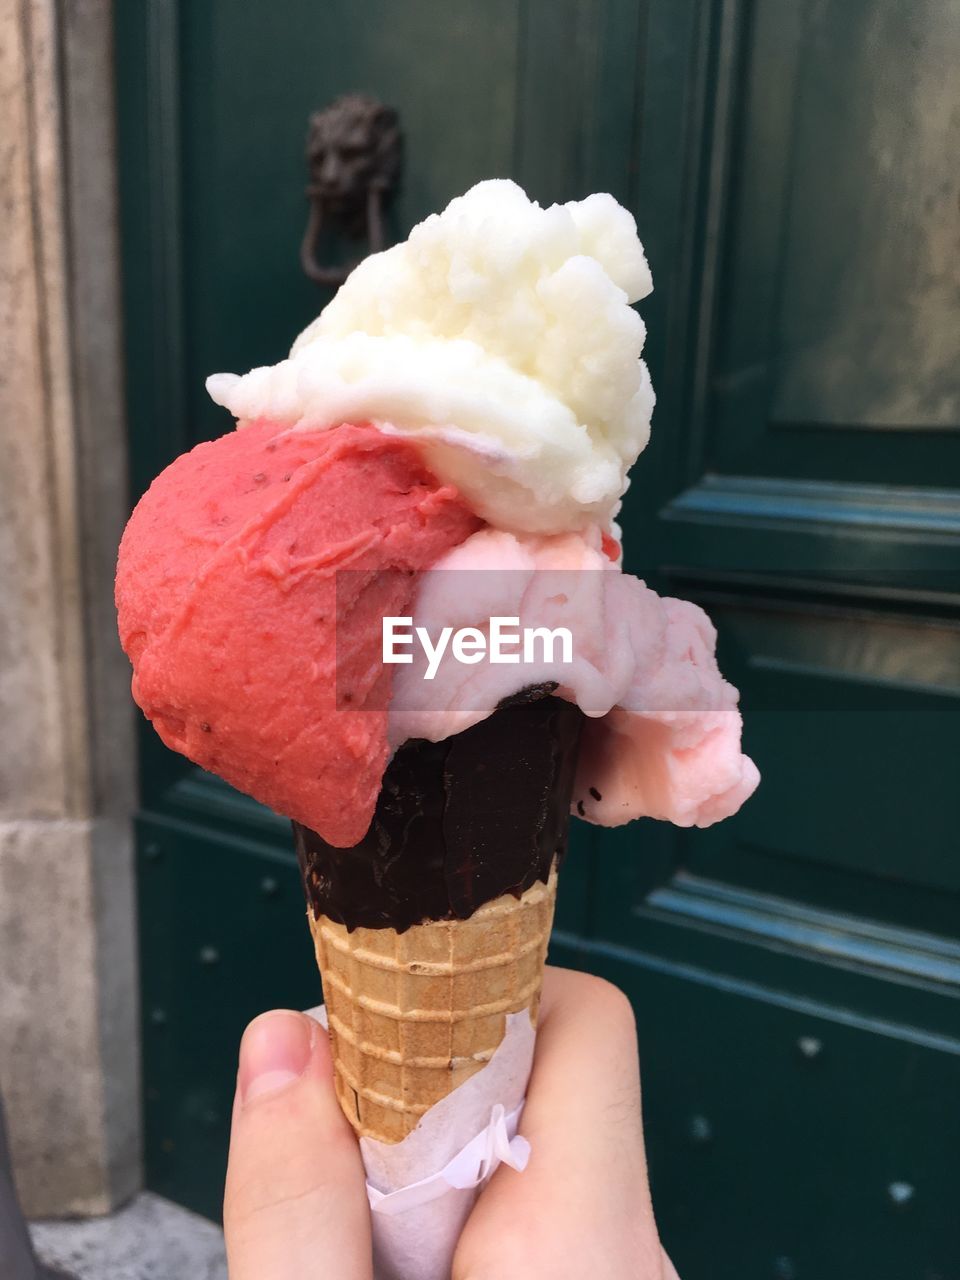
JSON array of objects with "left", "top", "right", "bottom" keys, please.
[{"left": 116, "top": 420, "right": 481, "bottom": 845}]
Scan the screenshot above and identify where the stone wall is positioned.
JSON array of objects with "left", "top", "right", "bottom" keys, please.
[{"left": 0, "top": 0, "right": 140, "bottom": 1216}]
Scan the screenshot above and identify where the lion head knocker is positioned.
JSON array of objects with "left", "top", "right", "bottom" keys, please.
[{"left": 300, "top": 94, "right": 403, "bottom": 288}]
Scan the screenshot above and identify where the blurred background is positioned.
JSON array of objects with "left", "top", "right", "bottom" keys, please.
[{"left": 2, "top": 2, "right": 958, "bottom": 1278}]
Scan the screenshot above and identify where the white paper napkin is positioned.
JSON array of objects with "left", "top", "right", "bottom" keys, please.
[{"left": 307, "top": 1006, "right": 537, "bottom": 1280}]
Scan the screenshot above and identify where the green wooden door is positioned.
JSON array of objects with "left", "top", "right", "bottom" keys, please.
[{"left": 116, "top": 2, "right": 960, "bottom": 1273}]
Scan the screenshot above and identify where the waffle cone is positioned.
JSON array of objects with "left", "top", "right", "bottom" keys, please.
[{"left": 308, "top": 870, "right": 557, "bottom": 1143}]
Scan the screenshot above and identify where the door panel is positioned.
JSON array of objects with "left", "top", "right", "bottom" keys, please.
[
  {"left": 116, "top": 1, "right": 960, "bottom": 1274},
  {"left": 712, "top": 0, "right": 960, "bottom": 478},
  {"left": 704, "top": 595, "right": 960, "bottom": 895}
]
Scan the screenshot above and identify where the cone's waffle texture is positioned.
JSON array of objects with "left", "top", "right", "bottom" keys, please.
[{"left": 308, "top": 870, "right": 558, "bottom": 1143}]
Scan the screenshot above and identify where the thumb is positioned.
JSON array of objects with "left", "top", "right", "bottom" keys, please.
[{"left": 224, "top": 1010, "right": 372, "bottom": 1280}]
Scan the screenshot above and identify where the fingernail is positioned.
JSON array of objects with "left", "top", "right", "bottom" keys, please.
[{"left": 239, "top": 1011, "right": 314, "bottom": 1105}]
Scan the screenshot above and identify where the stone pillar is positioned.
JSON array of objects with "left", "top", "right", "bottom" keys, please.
[{"left": 0, "top": 0, "right": 140, "bottom": 1216}]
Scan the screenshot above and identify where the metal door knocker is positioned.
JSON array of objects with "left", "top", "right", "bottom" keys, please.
[{"left": 300, "top": 94, "right": 403, "bottom": 288}]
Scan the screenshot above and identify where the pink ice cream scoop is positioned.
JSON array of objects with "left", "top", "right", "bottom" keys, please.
[
  {"left": 116, "top": 419, "right": 481, "bottom": 845},
  {"left": 388, "top": 528, "right": 759, "bottom": 829}
]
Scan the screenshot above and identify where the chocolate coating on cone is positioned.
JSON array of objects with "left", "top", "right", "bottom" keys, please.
[{"left": 294, "top": 692, "right": 583, "bottom": 931}]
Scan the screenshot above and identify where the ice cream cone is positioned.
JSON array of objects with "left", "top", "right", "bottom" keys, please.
[
  {"left": 308, "top": 869, "right": 557, "bottom": 1143},
  {"left": 293, "top": 692, "right": 582, "bottom": 1140}
]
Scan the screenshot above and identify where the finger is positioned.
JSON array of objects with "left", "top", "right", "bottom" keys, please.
[
  {"left": 662, "top": 1247, "right": 682, "bottom": 1279},
  {"left": 223, "top": 1010, "right": 372, "bottom": 1280},
  {"left": 454, "top": 967, "right": 665, "bottom": 1280}
]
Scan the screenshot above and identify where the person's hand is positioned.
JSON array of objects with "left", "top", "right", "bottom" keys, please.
[
  {"left": 223, "top": 970, "right": 676, "bottom": 1279},
  {"left": 453, "top": 966, "right": 677, "bottom": 1280}
]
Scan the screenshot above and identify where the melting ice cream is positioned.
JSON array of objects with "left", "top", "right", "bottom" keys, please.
[{"left": 117, "top": 180, "right": 757, "bottom": 846}]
